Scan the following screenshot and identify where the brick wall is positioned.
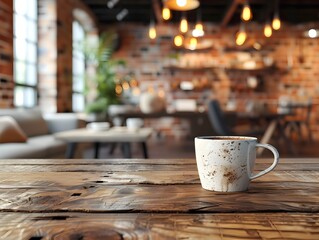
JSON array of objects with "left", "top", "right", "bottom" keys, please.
[
  {"left": 0, "top": 0, "right": 13, "bottom": 108},
  {"left": 38, "top": 0, "right": 58, "bottom": 112},
  {"left": 104, "top": 23, "right": 319, "bottom": 140},
  {"left": 1, "top": 1, "right": 318, "bottom": 139}
]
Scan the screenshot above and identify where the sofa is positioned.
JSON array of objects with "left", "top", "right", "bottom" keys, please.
[{"left": 0, "top": 108, "right": 84, "bottom": 159}]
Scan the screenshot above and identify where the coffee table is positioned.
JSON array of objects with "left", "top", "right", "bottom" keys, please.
[{"left": 54, "top": 127, "right": 153, "bottom": 158}]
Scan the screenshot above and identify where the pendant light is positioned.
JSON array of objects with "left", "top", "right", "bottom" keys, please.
[
  {"left": 264, "top": 22, "right": 272, "bottom": 38},
  {"left": 162, "top": 5, "right": 171, "bottom": 20},
  {"left": 235, "top": 24, "right": 247, "bottom": 46},
  {"left": 176, "top": 0, "right": 187, "bottom": 7},
  {"left": 174, "top": 34, "right": 184, "bottom": 47},
  {"left": 180, "top": 14, "right": 188, "bottom": 33},
  {"left": 166, "top": 0, "right": 199, "bottom": 11},
  {"left": 192, "top": 9, "right": 204, "bottom": 37},
  {"left": 149, "top": 21, "right": 156, "bottom": 39},
  {"left": 241, "top": 0, "right": 252, "bottom": 22},
  {"left": 189, "top": 37, "right": 197, "bottom": 50},
  {"left": 192, "top": 23, "right": 204, "bottom": 37},
  {"left": 272, "top": 0, "right": 281, "bottom": 30},
  {"left": 272, "top": 14, "right": 281, "bottom": 30}
]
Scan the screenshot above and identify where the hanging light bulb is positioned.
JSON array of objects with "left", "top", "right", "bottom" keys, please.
[
  {"left": 235, "top": 25, "right": 247, "bottom": 46},
  {"left": 272, "top": 14, "right": 281, "bottom": 30},
  {"left": 149, "top": 22, "right": 156, "bottom": 39},
  {"left": 192, "top": 9, "right": 204, "bottom": 37},
  {"left": 174, "top": 34, "right": 184, "bottom": 47},
  {"left": 162, "top": 6, "right": 171, "bottom": 20},
  {"left": 176, "top": 0, "right": 187, "bottom": 7},
  {"left": 241, "top": 1, "right": 252, "bottom": 21},
  {"left": 189, "top": 37, "right": 197, "bottom": 50},
  {"left": 264, "top": 22, "right": 272, "bottom": 37},
  {"left": 272, "top": 0, "right": 281, "bottom": 30},
  {"left": 180, "top": 16, "right": 188, "bottom": 33},
  {"left": 192, "top": 22, "right": 204, "bottom": 37},
  {"left": 166, "top": 0, "right": 199, "bottom": 11}
]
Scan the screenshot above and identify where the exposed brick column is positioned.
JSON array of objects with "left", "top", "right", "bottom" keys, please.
[
  {"left": 38, "top": 0, "right": 58, "bottom": 112},
  {"left": 55, "top": 0, "right": 97, "bottom": 112},
  {"left": 38, "top": 0, "right": 97, "bottom": 113},
  {"left": 0, "top": 0, "right": 14, "bottom": 108}
]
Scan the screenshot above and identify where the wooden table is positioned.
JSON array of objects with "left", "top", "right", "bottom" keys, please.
[
  {"left": 0, "top": 158, "right": 318, "bottom": 239},
  {"left": 54, "top": 127, "right": 153, "bottom": 158},
  {"left": 110, "top": 110, "right": 214, "bottom": 139},
  {"left": 114, "top": 110, "right": 292, "bottom": 155}
]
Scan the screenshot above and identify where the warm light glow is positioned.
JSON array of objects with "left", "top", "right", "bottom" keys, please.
[
  {"left": 174, "top": 34, "right": 184, "bottom": 47},
  {"left": 176, "top": 0, "right": 187, "bottom": 7},
  {"left": 132, "top": 87, "right": 140, "bottom": 96},
  {"left": 253, "top": 42, "right": 262, "bottom": 50},
  {"left": 147, "top": 87, "right": 155, "bottom": 93},
  {"left": 264, "top": 23, "right": 272, "bottom": 37},
  {"left": 241, "top": 2, "right": 252, "bottom": 21},
  {"left": 180, "top": 17, "right": 188, "bottom": 33},
  {"left": 235, "top": 30, "right": 247, "bottom": 46},
  {"left": 192, "top": 22, "right": 204, "bottom": 37},
  {"left": 122, "top": 82, "right": 130, "bottom": 90},
  {"left": 115, "top": 84, "right": 123, "bottom": 95},
  {"left": 149, "top": 25, "right": 156, "bottom": 39},
  {"left": 189, "top": 37, "right": 197, "bottom": 50},
  {"left": 130, "top": 79, "right": 138, "bottom": 87},
  {"left": 272, "top": 15, "right": 281, "bottom": 30},
  {"left": 166, "top": 0, "right": 199, "bottom": 11},
  {"left": 162, "top": 6, "right": 171, "bottom": 20},
  {"left": 158, "top": 89, "right": 165, "bottom": 98},
  {"left": 308, "top": 29, "right": 318, "bottom": 38}
]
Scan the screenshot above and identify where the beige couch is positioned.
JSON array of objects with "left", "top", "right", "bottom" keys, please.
[{"left": 0, "top": 108, "right": 84, "bottom": 159}]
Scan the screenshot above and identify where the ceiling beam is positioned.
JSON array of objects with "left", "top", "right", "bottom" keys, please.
[
  {"left": 221, "top": 0, "right": 242, "bottom": 28},
  {"left": 152, "top": 0, "right": 163, "bottom": 24}
]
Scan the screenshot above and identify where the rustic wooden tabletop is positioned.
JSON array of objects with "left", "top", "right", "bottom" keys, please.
[{"left": 0, "top": 158, "right": 318, "bottom": 239}]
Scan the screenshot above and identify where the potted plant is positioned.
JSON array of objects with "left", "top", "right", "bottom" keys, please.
[{"left": 84, "top": 31, "right": 125, "bottom": 120}]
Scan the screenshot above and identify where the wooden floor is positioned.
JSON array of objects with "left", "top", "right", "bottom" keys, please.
[{"left": 83, "top": 136, "right": 319, "bottom": 159}]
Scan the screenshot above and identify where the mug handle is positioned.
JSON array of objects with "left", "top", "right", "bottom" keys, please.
[{"left": 248, "top": 143, "right": 280, "bottom": 180}]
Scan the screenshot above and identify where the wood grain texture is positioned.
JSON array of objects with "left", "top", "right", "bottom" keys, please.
[
  {"left": 0, "top": 213, "right": 318, "bottom": 240},
  {"left": 0, "top": 158, "right": 318, "bottom": 239}
]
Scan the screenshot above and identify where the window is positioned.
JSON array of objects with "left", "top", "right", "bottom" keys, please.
[
  {"left": 72, "top": 21, "right": 86, "bottom": 112},
  {"left": 13, "top": 0, "right": 38, "bottom": 107}
]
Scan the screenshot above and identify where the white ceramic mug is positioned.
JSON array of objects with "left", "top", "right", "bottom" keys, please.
[
  {"left": 126, "top": 118, "right": 144, "bottom": 131},
  {"left": 195, "top": 136, "right": 279, "bottom": 192}
]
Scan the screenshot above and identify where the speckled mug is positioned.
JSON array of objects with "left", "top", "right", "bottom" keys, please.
[{"left": 195, "top": 136, "right": 279, "bottom": 192}]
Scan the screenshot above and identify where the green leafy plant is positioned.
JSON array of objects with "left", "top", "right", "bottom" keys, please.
[{"left": 85, "top": 31, "right": 125, "bottom": 114}]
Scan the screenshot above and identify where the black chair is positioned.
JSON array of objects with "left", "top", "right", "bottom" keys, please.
[{"left": 207, "top": 100, "right": 264, "bottom": 137}]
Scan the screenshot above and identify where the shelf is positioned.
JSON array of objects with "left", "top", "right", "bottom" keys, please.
[
  {"left": 163, "top": 66, "right": 216, "bottom": 71},
  {"left": 224, "top": 65, "right": 276, "bottom": 72},
  {"left": 223, "top": 47, "right": 274, "bottom": 53}
]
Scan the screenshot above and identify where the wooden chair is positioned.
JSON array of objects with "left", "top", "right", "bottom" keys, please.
[{"left": 284, "top": 101, "right": 313, "bottom": 142}]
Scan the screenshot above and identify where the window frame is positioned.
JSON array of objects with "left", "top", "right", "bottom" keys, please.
[
  {"left": 72, "top": 20, "right": 86, "bottom": 112},
  {"left": 13, "top": 0, "right": 38, "bottom": 108}
]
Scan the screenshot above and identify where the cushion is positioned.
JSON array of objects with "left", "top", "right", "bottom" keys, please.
[
  {"left": 28, "top": 135, "right": 67, "bottom": 157},
  {"left": 0, "top": 116, "right": 28, "bottom": 143},
  {"left": 0, "top": 108, "right": 49, "bottom": 137}
]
